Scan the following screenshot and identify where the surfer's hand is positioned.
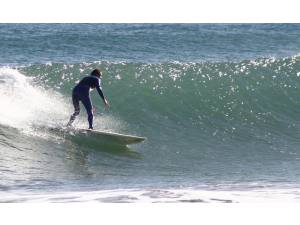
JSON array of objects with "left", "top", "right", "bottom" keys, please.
[
  {"left": 104, "top": 99, "right": 110, "bottom": 107},
  {"left": 92, "top": 107, "right": 96, "bottom": 113}
]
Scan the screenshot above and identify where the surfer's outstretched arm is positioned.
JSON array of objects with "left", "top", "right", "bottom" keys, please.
[{"left": 96, "top": 85, "right": 109, "bottom": 107}]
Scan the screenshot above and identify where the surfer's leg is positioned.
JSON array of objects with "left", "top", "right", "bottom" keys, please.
[
  {"left": 67, "top": 94, "right": 80, "bottom": 127},
  {"left": 81, "top": 96, "right": 93, "bottom": 129}
]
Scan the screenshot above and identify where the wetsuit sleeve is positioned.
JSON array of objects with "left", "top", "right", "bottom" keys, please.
[{"left": 96, "top": 79, "right": 105, "bottom": 101}]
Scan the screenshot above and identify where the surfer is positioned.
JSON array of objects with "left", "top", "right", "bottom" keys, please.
[{"left": 67, "top": 68, "right": 109, "bottom": 130}]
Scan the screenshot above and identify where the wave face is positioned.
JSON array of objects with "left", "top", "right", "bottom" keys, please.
[
  {"left": 1, "top": 24, "right": 300, "bottom": 201},
  {"left": 22, "top": 57, "right": 300, "bottom": 144}
]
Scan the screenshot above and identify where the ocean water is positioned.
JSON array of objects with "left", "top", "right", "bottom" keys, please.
[{"left": 1, "top": 24, "right": 300, "bottom": 202}]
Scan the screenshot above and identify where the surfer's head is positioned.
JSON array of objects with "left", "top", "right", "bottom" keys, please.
[{"left": 91, "top": 68, "right": 102, "bottom": 78}]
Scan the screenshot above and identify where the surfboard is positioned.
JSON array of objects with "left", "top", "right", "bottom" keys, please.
[
  {"left": 45, "top": 125, "right": 146, "bottom": 147},
  {"left": 76, "top": 128, "right": 146, "bottom": 146}
]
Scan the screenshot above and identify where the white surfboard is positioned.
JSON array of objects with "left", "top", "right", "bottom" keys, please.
[
  {"left": 77, "top": 128, "right": 146, "bottom": 146},
  {"left": 45, "top": 126, "right": 146, "bottom": 146}
]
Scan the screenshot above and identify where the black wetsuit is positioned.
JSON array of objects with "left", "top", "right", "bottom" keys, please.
[{"left": 68, "top": 75, "right": 105, "bottom": 129}]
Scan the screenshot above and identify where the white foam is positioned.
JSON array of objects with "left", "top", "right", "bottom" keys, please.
[
  {"left": 0, "top": 67, "right": 70, "bottom": 131},
  {"left": 0, "top": 67, "right": 125, "bottom": 135},
  {"left": 1, "top": 187, "right": 300, "bottom": 203}
]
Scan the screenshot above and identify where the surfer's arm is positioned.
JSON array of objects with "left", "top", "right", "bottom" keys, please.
[
  {"left": 96, "top": 85, "right": 109, "bottom": 106},
  {"left": 96, "top": 85, "right": 105, "bottom": 101}
]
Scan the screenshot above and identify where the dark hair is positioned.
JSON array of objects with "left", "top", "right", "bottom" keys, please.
[{"left": 91, "top": 68, "right": 102, "bottom": 78}]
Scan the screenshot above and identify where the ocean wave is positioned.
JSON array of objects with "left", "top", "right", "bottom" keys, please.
[{"left": 16, "top": 56, "right": 300, "bottom": 140}]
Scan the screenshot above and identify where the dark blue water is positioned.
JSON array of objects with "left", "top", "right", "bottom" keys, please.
[{"left": 1, "top": 24, "right": 300, "bottom": 64}]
